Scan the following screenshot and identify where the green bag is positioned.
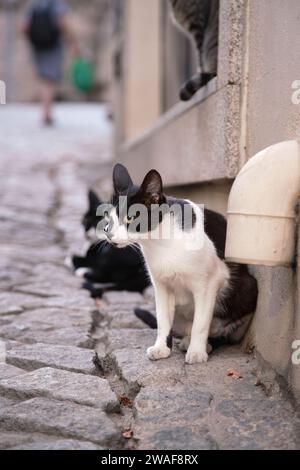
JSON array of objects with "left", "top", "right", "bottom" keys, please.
[{"left": 71, "top": 58, "right": 95, "bottom": 92}]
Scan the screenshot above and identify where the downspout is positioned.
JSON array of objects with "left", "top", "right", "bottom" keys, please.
[{"left": 225, "top": 140, "right": 300, "bottom": 266}]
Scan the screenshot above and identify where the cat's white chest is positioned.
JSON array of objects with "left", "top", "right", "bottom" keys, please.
[
  {"left": 143, "top": 244, "right": 194, "bottom": 307},
  {"left": 145, "top": 243, "right": 190, "bottom": 280}
]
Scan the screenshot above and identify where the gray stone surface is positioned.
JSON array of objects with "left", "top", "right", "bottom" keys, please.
[
  {"left": 141, "top": 426, "right": 218, "bottom": 451},
  {"left": 0, "top": 398, "right": 118, "bottom": 445},
  {"left": 0, "top": 244, "right": 64, "bottom": 267},
  {"left": 98, "top": 314, "right": 300, "bottom": 450},
  {"left": 0, "top": 308, "right": 93, "bottom": 348},
  {"left": 0, "top": 325, "right": 93, "bottom": 349},
  {"left": 0, "top": 289, "right": 95, "bottom": 315},
  {"left": 0, "top": 397, "right": 17, "bottom": 409},
  {"left": 102, "top": 291, "right": 145, "bottom": 305},
  {"left": 0, "top": 364, "right": 26, "bottom": 380},
  {"left": 14, "top": 282, "right": 93, "bottom": 304},
  {"left": 210, "top": 398, "right": 299, "bottom": 450},
  {"left": 6, "top": 342, "right": 99, "bottom": 375},
  {"left": 0, "top": 292, "right": 51, "bottom": 316},
  {"left": 105, "top": 307, "right": 150, "bottom": 330},
  {"left": 0, "top": 432, "right": 39, "bottom": 449},
  {"left": 135, "top": 386, "right": 213, "bottom": 426},
  {"left": 113, "top": 348, "right": 185, "bottom": 393},
  {"left": 0, "top": 104, "right": 117, "bottom": 451},
  {"left": 0, "top": 367, "right": 119, "bottom": 411},
  {"left": 9, "top": 439, "right": 103, "bottom": 450},
  {"left": 134, "top": 386, "right": 217, "bottom": 449},
  {"left": 106, "top": 329, "right": 156, "bottom": 354},
  {"left": 0, "top": 219, "right": 57, "bottom": 247}
]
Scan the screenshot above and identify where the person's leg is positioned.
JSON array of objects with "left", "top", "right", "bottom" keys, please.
[{"left": 40, "top": 79, "right": 57, "bottom": 125}]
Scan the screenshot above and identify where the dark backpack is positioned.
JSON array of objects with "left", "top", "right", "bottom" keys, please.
[{"left": 28, "top": 3, "right": 61, "bottom": 50}]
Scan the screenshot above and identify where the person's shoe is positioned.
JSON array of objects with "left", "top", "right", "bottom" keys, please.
[{"left": 43, "top": 116, "right": 54, "bottom": 127}]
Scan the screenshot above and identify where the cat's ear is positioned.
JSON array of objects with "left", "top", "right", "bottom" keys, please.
[
  {"left": 113, "top": 164, "right": 133, "bottom": 194},
  {"left": 140, "top": 169, "right": 163, "bottom": 205},
  {"left": 88, "top": 189, "right": 101, "bottom": 209}
]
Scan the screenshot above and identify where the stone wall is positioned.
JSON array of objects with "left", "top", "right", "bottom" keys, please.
[{"left": 0, "top": 0, "right": 112, "bottom": 103}]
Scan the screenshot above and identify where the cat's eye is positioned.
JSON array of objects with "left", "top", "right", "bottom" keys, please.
[{"left": 124, "top": 215, "right": 134, "bottom": 224}]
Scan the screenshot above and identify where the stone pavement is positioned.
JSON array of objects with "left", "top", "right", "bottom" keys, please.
[{"left": 0, "top": 104, "right": 299, "bottom": 450}]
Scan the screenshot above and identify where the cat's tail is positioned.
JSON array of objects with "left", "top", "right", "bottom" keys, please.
[{"left": 134, "top": 308, "right": 157, "bottom": 329}]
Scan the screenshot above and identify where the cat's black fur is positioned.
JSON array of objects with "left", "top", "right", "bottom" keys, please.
[
  {"left": 71, "top": 190, "right": 150, "bottom": 297},
  {"left": 170, "top": 0, "right": 219, "bottom": 101}
]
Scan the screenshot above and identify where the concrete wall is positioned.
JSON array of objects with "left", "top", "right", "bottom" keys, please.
[
  {"left": 167, "top": 181, "right": 232, "bottom": 217},
  {"left": 292, "top": 228, "right": 300, "bottom": 401},
  {"left": 118, "top": 0, "right": 245, "bottom": 184},
  {"left": 123, "top": 0, "right": 161, "bottom": 141},
  {"left": 118, "top": 80, "right": 241, "bottom": 186},
  {"left": 251, "top": 266, "right": 296, "bottom": 378},
  {"left": 246, "top": 0, "right": 300, "bottom": 159},
  {"left": 243, "top": 0, "right": 300, "bottom": 399}
]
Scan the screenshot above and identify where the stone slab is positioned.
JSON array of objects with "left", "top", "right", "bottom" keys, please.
[
  {"left": 0, "top": 367, "right": 118, "bottom": 411},
  {"left": 5, "top": 342, "right": 99, "bottom": 375},
  {"left": 0, "top": 397, "right": 119, "bottom": 446}
]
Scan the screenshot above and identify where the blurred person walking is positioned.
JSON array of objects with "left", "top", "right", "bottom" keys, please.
[{"left": 23, "top": 0, "right": 77, "bottom": 125}]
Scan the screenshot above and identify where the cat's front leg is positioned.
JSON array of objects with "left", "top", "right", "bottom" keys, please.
[
  {"left": 147, "top": 282, "right": 174, "bottom": 361},
  {"left": 185, "top": 278, "right": 219, "bottom": 364}
]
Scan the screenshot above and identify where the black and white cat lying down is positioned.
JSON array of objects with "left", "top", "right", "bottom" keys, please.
[
  {"left": 70, "top": 190, "right": 150, "bottom": 298},
  {"left": 100, "top": 164, "right": 258, "bottom": 364}
]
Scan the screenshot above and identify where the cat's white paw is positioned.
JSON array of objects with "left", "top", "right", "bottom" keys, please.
[
  {"left": 75, "top": 267, "right": 90, "bottom": 278},
  {"left": 147, "top": 345, "right": 171, "bottom": 361},
  {"left": 185, "top": 347, "right": 208, "bottom": 364}
]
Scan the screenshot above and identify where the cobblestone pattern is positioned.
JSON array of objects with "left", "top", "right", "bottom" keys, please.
[
  {"left": 0, "top": 105, "right": 299, "bottom": 450},
  {"left": 96, "top": 292, "right": 300, "bottom": 450},
  {"left": 0, "top": 105, "right": 121, "bottom": 450}
]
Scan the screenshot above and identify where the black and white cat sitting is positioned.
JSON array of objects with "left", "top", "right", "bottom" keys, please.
[
  {"left": 101, "top": 164, "right": 257, "bottom": 364},
  {"left": 70, "top": 190, "right": 150, "bottom": 298}
]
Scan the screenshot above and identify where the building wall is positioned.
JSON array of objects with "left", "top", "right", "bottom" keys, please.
[
  {"left": 292, "top": 230, "right": 300, "bottom": 400},
  {"left": 246, "top": 0, "right": 300, "bottom": 158},
  {"left": 244, "top": 0, "right": 300, "bottom": 399},
  {"left": 166, "top": 181, "right": 232, "bottom": 217},
  {"left": 117, "top": 0, "right": 244, "bottom": 185},
  {"left": 123, "top": 0, "right": 161, "bottom": 140}
]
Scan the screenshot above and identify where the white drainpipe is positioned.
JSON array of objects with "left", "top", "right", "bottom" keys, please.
[{"left": 225, "top": 140, "right": 300, "bottom": 267}]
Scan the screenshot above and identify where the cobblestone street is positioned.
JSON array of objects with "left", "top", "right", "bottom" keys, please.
[{"left": 0, "top": 104, "right": 299, "bottom": 450}]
